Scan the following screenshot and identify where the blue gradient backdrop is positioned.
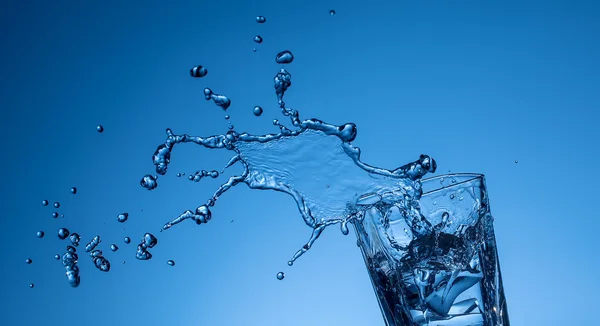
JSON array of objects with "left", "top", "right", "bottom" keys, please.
[{"left": 1, "top": 0, "right": 599, "bottom": 325}]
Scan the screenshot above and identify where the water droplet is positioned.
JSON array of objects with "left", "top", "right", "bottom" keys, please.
[
  {"left": 329, "top": 9, "right": 336, "bottom": 16},
  {"left": 26, "top": 258, "right": 32, "bottom": 264},
  {"left": 253, "top": 106, "right": 263, "bottom": 116},
  {"left": 52, "top": 212, "right": 59, "bottom": 218},
  {"left": 54, "top": 254, "right": 60, "bottom": 260},
  {"left": 110, "top": 244, "right": 119, "bottom": 252},
  {"left": 192, "top": 205, "right": 212, "bottom": 224},
  {"left": 190, "top": 65, "right": 208, "bottom": 78},
  {"left": 124, "top": 237, "right": 131, "bottom": 244},
  {"left": 275, "top": 50, "right": 294, "bottom": 64},
  {"left": 450, "top": 194, "right": 455, "bottom": 199},
  {"left": 256, "top": 16, "right": 266, "bottom": 23},
  {"left": 142, "top": 233, "right": 158, "bottom": 248},
  {"left": 228, "top": 125, "right": 234, "bottom": 130},
  {"left": 203, "top": 88, "right": 231, "bottom": 110},
  {"left": 253, "top": 35, "right": 263, "bottom": 43},
  {"left": 140, "top": 175, "right": 158, "bottom": 191},
  {"left": 253, "top": 48, "right": 257, "bottom": 52},
  {"left": 442, "top": 212, "right": 449, "bottom": 225},
  {"left": 224, "top": 115, "right": 230, "bottom": 120},
  {"left": 287, "top": 261, "right": 293, "bottom": 266},
  {"left": 515, "top": 160, "right": 518, "bottom": 164},
  {"left": 68, "top": 233, "right": 81, "bottom": 247},
  {"left": 96, "top": 125, "right": 104, "bottom": 133},
  {"left": 117, "top": 213, "right": 129, "bottom": 223},
  {"left": 70, "top": 187, "right": 77, "bottom": 194},
  {"left": 53, "top": 202, "right": 60, "bottom": 208},
  {"left": 459, "top": 196, "right": 464, "bottom": 201},
  {"left": 167, "top": 260, "right": 175, "bottom": 266},
  {"left": 84, "top": 235, "right": 100, "bottom": 252},
  {"left": 58, "top": 228, "right": 70, "bottom": 240},
  {"left": 36, "top": 231, "right": 44, "bottom": 238},
  {"left": 42, "top": 200, "right": 48, "bottom": 206},
  {"left": 277, "top": 272, "right": 285, "bottom": 280},
  {"left": 29, "top": 283, "right": 34, "bottom": 288}
]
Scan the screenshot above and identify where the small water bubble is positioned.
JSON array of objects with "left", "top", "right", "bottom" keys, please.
[
  {"left": 167, "top": 260, "right": 175, "bottom": 266},
  {"left": 26, "top": 258, "right": 32, "bottom": 264},
  {"left": 29, "top": 283, "right": 34, "bottom": 288},
  {"left": 329, "top": 9, "right": 336, "bottom": 16},
  {"left": 124, "top": 237, "right": 131, "bottom": 244},
  {"left": 256, "top": 16, "right": 266, "bottom": 23},
  {"left": 140, "top": 175, "right": 158, "bottom": 191},
  {"left": 54, "top": 254, "right": 60, "bottom": 260},
  {"left": 287, "top": 261, "right": 293, "bottom": 266},
  {"left": 36, "top": 231, "right": 44, "bottom": 238},
  {"left": 224, "top": 115, "right": 230, "bottom": 120},
  {"left": 253, "top": 35, "right": 263, "bottom": 43},
  {"left": 515, "top": 160, "right": 518, "bottom": 164},
  {"left": 58, "top": 228, "right": 70, "bottom": 240},
  {"left": 277, "top": 272, "right": 285, "bottom": 280},
  {"left": 96, "top": 125, "right": 104, "bottom": 133},
  {"left": 275, "top": 50, "right": 294, "bottom": 64},
  {"left": 53, "top": 202, "right": 60, "bottom": 208},
  {"left": 228, "top": 125, "right": 234, "bottom": 130},
  {"left": 110, "top": 244, "right": 119, "bottom": 252},
  {"left": 190, "top": 65, "right": 208, "bottom": 78},
  {"left": 459, "top": 196, "right": 464, "bottom": 201},
  {"left": 117, "top": 213, "right": 129, "bottom": 223},
  {"left": 433, "top": 201, "right": 437, "bottom": 205},
  {"left": 52, "top": 212, "right": 59, "bottom": 218},
  {"left": 253, "top": 106, "right": 263, "bottom": 116},
  {"left": 42, "top": 200, "right": 48, "bottom": 206},
  {"left": 450, "top": 194, "right": 455, "bottom": 199},
  {"left": 70, "top": 187, "right": 77, "bottom": 194}
]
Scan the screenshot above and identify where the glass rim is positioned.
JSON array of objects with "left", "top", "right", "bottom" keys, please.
[{"left": 421, "top": 173, "right": 484, "bottom": 196}]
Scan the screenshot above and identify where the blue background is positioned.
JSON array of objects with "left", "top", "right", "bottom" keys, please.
[{"left": 1, "top": 0, "right": 599, "bottom": 325}]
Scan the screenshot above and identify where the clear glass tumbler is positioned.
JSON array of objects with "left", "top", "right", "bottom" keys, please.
[{"left": 353, "top": 173, "right": 509, "bottom": 325}]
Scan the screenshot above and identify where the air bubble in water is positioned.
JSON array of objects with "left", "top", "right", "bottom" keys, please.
[
  {"left": 110, "top": 244, "right": 119, "bottom": 252},
  {"left": 36, "top": 231, "right": 44, "bottom": 238},
  {"left": 29, "top": 283, "right": 34, "bottom": 288},
  {"left": 70, "top": 187, "right": 77, "bottom": 194},
  {"left": 54, "top": 202, "right": 60, "bottom": 208},
  {"left": 58, "top": 228, "right": 70, "bottom": 240},
  {"left": 52, "top": 212, "right": 59, "bottom": 218},
  {"left": 515, "top": 160, "right": 518, "bottom": 164},
  {"left": 117, "top": 213, "right": 129, "bottom": 223},
  {"left": 254, "top": 35, "right": 263, "bottom": 43},
  {"left": 329, "top": 9, "right": 336, "bottom": 16},
  {"left": 256, "top": 16, "right": 266, "bottom": 23},
  {"left": 124, "top": 237, "right": 131, "bottom": 244},
  {"left": 277, "top": 272, "right": 285, "bottom": 280},
  {"left": 253, "top": 106, "right": 263, "bottom": 116},
  {"left": 450, "top": 194, "right": 455, "bottom": 199},
  {"left": 190, "top": 65, "right": 208, "bottom": 78},
  {"left": 167, "top": 260, "right": 175, "bottom": 266},
  {"left": 97, "top": 125, "right": 104, "bottom": 133},
  {"left": 140, "top": 175, "right": 158, "bottom": 191},
  {"left": 26, "top": 258, "right": 32, "bottom": 264},
  {"left": 275, "top": 50, "right": 294, "bottom": 64},
  {"left": 42, "top": 200, "right": 48, "bottom": 206}
]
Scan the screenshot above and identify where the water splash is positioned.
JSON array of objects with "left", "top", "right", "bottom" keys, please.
[
  {"left": 145, "top": 66, "right": 436, "bottom": 265},
  {"left": 204, "top": 88, "right": 231, "bottom": 111},
  {"left": 62, "top": 246, "right": 80, "bottom": 287}
]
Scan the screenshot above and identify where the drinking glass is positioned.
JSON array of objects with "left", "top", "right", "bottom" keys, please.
[{"left": 353, "top": 174, "right": 509, "bottom": 326}]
